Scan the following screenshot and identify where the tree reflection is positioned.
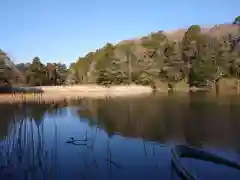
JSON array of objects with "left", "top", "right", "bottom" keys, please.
[
  {"left": 75, "top": 96, "right": 185, "bottom": 144},
  {"left": 75, "top": 94, "right": 240, "bottom": 150}
]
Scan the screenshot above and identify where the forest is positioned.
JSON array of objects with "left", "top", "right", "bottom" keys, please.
[
  {"left": 0, "top": 16, "right": 239, "bottom": 90},
  {"left": 69, "top": 16, "right": 240, "bottom": 90},
  {"left": 0, "top": 53, "right": 69, "bottom": 86}
]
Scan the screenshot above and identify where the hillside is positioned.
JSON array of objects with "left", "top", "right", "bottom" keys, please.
[
  {"left": 70, "top": 16, "right": 240, "bottom": 91},
  {"left": 0, "top": 16, "right": 239, "bottom": 91}
]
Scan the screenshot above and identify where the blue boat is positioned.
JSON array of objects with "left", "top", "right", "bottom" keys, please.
[{"left": 171, "top": 145, "right": 240, "bottom": 180}]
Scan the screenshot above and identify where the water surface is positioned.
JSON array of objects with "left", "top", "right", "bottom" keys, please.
[{"left": 1, "top": 93, "right": 240, "bottom": 180}]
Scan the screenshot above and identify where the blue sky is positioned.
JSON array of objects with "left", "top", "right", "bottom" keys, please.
[{"left": 1, "top": 0, "right": 239, "bottom": 66}]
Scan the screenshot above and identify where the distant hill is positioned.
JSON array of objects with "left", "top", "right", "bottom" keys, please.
[
  {"left": 70, "top": 18, "right": 240, "bottom": 91},
  {"left": 1, "top": 16, "right": 239, "bottom": 90}
]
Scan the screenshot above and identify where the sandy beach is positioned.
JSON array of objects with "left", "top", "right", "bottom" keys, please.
[
  {"left": 0, "top": 84, "right": 212, "bottom": 104},
  {"left": 0, "top": 85, "right": 154, "bottom": 103}
]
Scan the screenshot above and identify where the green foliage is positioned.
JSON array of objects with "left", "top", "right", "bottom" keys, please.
[
  {"left": 96, "top": 69, "right": 112, "bottom": 85},
  {"left": 233, "top": 16, "right": 240, "bottom": 25},
  {"left": 12, "top": 57, "right": 69, "bottom": 86},
  {"left": 95, "top": 43, "right": 115, "bottom": 71},
  {"left": 87, "top": 23, "right": 239, "bottom": 88},
  {"left": 181, "top": 25, "right": 201, "bottom": 61},
  {"left": 1, "top": 19, "right": 240, "bottom": 90},
  {"left": 0, "top": 50, "right": 24, "bottom": 85},
  {"left": 141, "top": 31, "right": 167, "bottom": 49}
]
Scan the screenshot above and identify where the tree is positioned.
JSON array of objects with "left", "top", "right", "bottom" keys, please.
[
  {"left": 25, "top": 57, "right": 47, "bottom": 86},
  {"left": 117, "top": 43, "right": 135, "bottom": 84},
  {"left": 233, "top": 16, "right": 240, "bottom": 25},
  {"left": 46, "top": 63, "right": 58, "bottom": 85},
  {"left": 96, "top": 69, "right": 112, "bottom": 85},
  {"left": 181, "top": 25, "right": 209, "bottom": 87},
  {"left": 0, "top": 49, "right": 24, "bottom": 86},
  {"left": 162, "top": 41, "right": 186, "bottom": 82}
]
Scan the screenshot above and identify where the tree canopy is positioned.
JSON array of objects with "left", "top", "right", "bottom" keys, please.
[{"left": 1, "top": 16, "right": 240, "bottom": 91}]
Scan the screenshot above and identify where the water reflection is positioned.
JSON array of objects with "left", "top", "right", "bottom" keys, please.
[
  {"left": 0, "top": 93, "right": 240, "bottom": 179},
  {"left": 76, "top": 93, "right": 240, "bottom": 150}
]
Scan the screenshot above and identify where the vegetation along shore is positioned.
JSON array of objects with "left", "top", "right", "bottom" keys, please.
[{"left": 0, "top": 16, "right": 239, "bottom": 96}]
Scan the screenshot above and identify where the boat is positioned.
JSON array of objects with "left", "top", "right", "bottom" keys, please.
[{"left": 171, "top": 145, "right": 240, "bottom": 180}]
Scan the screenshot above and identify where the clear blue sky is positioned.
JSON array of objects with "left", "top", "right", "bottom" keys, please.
[{"left": 1, "top": 0, "right": 239, "bottom": 66}]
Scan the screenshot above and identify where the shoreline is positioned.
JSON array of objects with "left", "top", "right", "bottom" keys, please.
[
  {"left": 0, "top": 85, "right": 154, "bottom": 103},
  {"left": 0, "top": 84, "right": 212, "bottom": 104},
  {"left": 0, "top": 84, "right": 239, "bottom": 104}
]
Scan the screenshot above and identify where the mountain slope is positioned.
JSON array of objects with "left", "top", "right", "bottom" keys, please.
[{"left": 70, "top": 19, "right": 239, "bottom": 91}]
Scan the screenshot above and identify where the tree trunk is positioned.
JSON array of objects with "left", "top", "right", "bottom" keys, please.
[
  {"left": 237, "top": 79, "right": 240, "bottom": 94},
  {"left": 215, "top": 79, "right": 220, "bottom": 96},
  {"left": 127, "top": 54, "right": 132, "bottom": 85}
]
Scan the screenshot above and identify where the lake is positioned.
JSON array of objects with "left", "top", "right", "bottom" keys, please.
[{"left": 1, "top": 92, "right": 240, "bottom": 180}]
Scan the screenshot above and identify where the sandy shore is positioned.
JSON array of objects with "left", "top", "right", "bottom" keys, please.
[
  {"left": 0, "top": 85, "right": 154, "bottom": 103},
  {"left": 0, "top": 84, "right": 212, "bottom": 104}
]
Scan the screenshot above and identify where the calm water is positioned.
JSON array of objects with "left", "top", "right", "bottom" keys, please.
[{"left": 1, "top": 92, "right": 240, "bottom": 180}]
